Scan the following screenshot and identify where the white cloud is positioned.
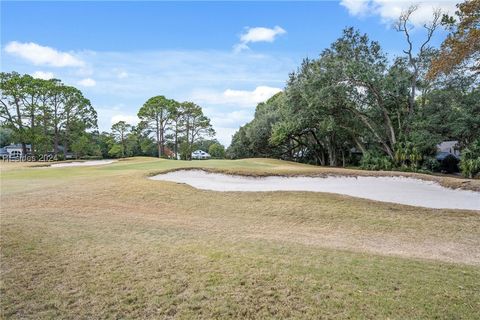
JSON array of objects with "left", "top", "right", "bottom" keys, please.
[
  {"left": 192, "top": 86, "right": 282, "bottom": 108},
  {"left": 340, "top": 0, "right": 457, "bottom": 26},
  {"left": 111, "top": 114, "right": 139, "bottom": 126},
  {"left": 340, "top": 0, "right": 371, "bottom": 16},
  {"left": 235, "top": 26, "right": 286, "bottom": 52},
  {"left": 3, "top": 48, "right": 295, "bottom": 146},
  {"left": 117, "top": 71, "right": 128, "bottom": 79},
  {"left": 78, "top": 78, "right": 96, "bottom": 87},
  {"left": 214, "top": 127, "right": 239, "bottom": 147},
  {"left": 31, "top": 71, "right": 55, "bottom": 80},
  {"left": 241, "top": 26, "right": 286, "bottom": 43},
  {"left": 4, "top": 41, "right": 85, "bottom": 67}
]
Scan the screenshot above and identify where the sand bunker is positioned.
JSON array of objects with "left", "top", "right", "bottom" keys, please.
[
  {"left": 50, "top": 160, "right": 116, "bottom": 167},
  {"left": 150, "top": 170, "right": 480, "bottom": 210}
]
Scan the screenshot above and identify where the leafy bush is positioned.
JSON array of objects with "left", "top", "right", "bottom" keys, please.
[
  {"left": 460, "top": 159, "right": 480, "bottom": 179},
  {"left": 360, "top": 152, "right": 393, "bottom": 171},
  {"left": 460, "top": 140, "right": 480, "bottom": 179},
  {"left": 108, "top": 144, "right": 124, "bottom": 158},
  {"left": 440, "top": 154, "right": 460, "bottom": 173},
  {"left": 422, "top": 157, "right": 440, "bottom": 172},
  {"left": 208, "top": 143, "right": 226, "bottom": 159},
  {"left": 179, "top": 142, "right": 191, "bottom": 160},
  {"left": 394, "top": 141, "right": 423, "bottom": 170}
]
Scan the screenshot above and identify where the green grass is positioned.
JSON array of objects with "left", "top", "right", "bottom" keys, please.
[{"left": 1, "top": 157, "right": 479, "bottom": 319}]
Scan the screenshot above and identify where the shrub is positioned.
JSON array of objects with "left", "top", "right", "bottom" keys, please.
[
  {"left": 440, "top": 154, "right": 460, "bottom": 173},
  {"left": 360, "top": 152, "right": 393, "bottom": 171},
  {"left": 208, "top": 143, "right": 226, "bottom": 159},
  {"left": 460, "top": 140, "right": 480, "bottom": 179},
  {"left": 394, "top": 141, "right": 423, "bottom": 170},
  {"left": 422, "top": 157, "right": 440, "bottom": 172},
  {"left": 179, "top": 142, "right": 191, "bottom": 160},
  {"left": 460, "top": 158, "right": 480, "bottom": 179}
]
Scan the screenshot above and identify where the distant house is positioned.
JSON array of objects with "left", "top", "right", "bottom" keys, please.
[
  {"left": 0, "top": 144, "right": 32, "bottom": 159},
  {"left": 437, "top": 140, "right": 460, "bottom": 158},
  {"left": 436, "top": 141, "right": 460, "bottom": 173},
  {"left": 0, "top": 147, "right": 9, "bottom": 158},
  {"left": 56, "top": 146, "right": 76, "bottom": 159},
  {"left": 191, "top": 150, "right": 211, "bottom": 160}
]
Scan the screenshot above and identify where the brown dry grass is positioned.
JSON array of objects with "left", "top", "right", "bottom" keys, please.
[{"left": 1, "top": 157, "right": 479, "bottom": 319}]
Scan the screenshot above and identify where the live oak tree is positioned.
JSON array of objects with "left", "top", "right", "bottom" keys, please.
[{"left": 228, "top": 22, "right": 479, "bottom": 177}]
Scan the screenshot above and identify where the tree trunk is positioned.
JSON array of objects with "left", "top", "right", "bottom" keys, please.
[
  {"left": 156, "top": 118, "right": 161, "bottom": 158},
  {"left": 121, "top": 131, "right": 125, "bottom": 158},
  {"left": 174, "top": 126, "right": 178, "bottom": 160},
  {"left": 64, "top": 117, "right": 69, "bottom": 159},
  {"left": 159, "top": 126, "right": 164, "bottom": 157},
  {"left": 351, "top": 108, "right": 394, "bottom": 159},
  {"left": 54, "top": 126, "right": 59, "bottom": 155},
  {"left": 30, "top": 113, "right": 35, "bottom": 156}
]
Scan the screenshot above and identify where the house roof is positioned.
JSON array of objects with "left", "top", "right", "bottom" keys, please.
[
  {"left": 192, "top": 150, "right": 210, "bottom": 156},
  {"left": 437, "top": 140, "right": 459, "bottom": 152},
  {"left": 436, "top": 151, "right": 459, "bottom": 161},
  {"left": 4, "top": 144, "right": 32, "bottom": 149}
]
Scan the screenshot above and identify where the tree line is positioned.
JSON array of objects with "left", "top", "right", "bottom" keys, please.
[
  {"left": 0, "top": 72, "right": 97, "bottom": 158},
  {"left": 0, "top": 73, "right": 223, "bottom": 160},
  {"left": 107, "top": 96, "right": 224, "bottom": 160},
  {"left": 227, "top": 3, "right": 480, "bottom": 178}
]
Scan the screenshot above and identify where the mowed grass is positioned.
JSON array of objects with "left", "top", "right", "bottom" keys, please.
[{"left": 1, "top": 157, "right": 479, "bottom": 319}]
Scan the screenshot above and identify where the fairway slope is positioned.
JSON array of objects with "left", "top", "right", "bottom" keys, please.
[{"left": 1, "top": 157, "right": 479, "bottom": 319}]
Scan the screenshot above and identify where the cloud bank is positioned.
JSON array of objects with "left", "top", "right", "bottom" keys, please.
[
  {"left": 5, "top": 41, "right": 85, "bottom": 67},
  {"left": 191, "top": 86, "right": 282, "bottom": 108},
  {"left": 340, "top": 0, "right": 457, "bottom": 26}
]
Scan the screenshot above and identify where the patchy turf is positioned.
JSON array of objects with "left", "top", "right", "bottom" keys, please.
[{"left": 1, "top": 157, "right": 479, "bottom": 319}]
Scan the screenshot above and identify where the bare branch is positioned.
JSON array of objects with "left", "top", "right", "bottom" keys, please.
[
  {"left": 394, "top": 5, "right": 418, "bottom": 64},
  {"left": 419, "top": 8, "right": 442, "bottom": 55}
]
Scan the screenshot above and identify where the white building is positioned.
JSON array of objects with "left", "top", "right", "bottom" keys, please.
[
  {"left": 0, "top": 144, "right": 32, "bottom": 159},
  {"left": 191, "top": 150, "right": 211, "bottom": 160}
]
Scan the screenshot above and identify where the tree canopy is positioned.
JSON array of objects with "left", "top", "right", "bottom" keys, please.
[{"left": 227, "top": 15, "right": 480, "bottom": 178}]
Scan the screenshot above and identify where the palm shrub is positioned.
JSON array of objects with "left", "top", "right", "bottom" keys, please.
[
  {"left": 394, "top": 141, "right": 423, "bottom": 171},
  {"left": 360, "top": 152, "right": 393, "bottom": 171},
  {"left": 460, "top": 140, "right": 480, "bottom": 179},
  {"left": 422, "top": 157, "right": 440, "bottom": 172}
]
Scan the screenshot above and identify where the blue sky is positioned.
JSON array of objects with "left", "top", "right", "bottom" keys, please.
[{"left": 1, "top": 1, "right": 457, "bottom": 145}]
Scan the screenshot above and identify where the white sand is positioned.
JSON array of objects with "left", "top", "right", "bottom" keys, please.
[
  {"left": 150, "top": 170, "right": 480, "bottom": 210},
  {"left": 50, "top": 160, "right": 116, "bottom": 167}
]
